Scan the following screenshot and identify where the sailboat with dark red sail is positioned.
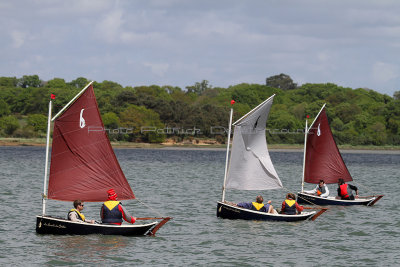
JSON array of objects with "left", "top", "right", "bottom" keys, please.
[
  {"left": 36, "top": 82, "right": 171, "bottom": 235},
  {"left": 297, "top": 104, "right": 383, "bottom": 206}
]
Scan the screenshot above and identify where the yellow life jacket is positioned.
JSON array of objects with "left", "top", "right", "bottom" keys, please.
[
  {"left": 69, "top": 208, "right": 85, "bottom": 221},
  {"left": 252, "top": 202, "right": 265, "bottom": 211}
]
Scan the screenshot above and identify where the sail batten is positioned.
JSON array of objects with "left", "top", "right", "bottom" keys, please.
[
  {"left": 304, "top": 106, "right": 352, "bottom": 184},
  {"left": 47, "top": 84, "right": 135, "bottom": 202},
  {"left": 225, "top": 95, "right": 282, "bottom": 190}
]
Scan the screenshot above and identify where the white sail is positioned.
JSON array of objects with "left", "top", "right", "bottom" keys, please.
[{"left": 225, "top": 95, "right": 282, "bottom": 190}]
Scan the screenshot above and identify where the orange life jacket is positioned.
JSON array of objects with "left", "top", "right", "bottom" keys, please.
[{"left": 339, "top": 184, "right": 349, "bottom": 199}]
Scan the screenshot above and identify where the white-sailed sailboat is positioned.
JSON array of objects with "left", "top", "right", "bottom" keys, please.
[{"left": 217, "top": 95, "right": 324, "bottom": 221}]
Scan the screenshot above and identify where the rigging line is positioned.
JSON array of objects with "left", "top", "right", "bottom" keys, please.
[
  {"left": 282, "top": 186, "right": 325, "bottom": 209},
  {"left": 352, "top": 181, "right": 376, "bottom": 195},
  {"left": 296, "top": 193, "right": 323, "bottom": 207},
  {"left": 135, "top": 198, "right": 165, "bottom": 218}
]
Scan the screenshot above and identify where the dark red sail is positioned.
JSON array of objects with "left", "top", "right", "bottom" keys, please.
[
  {"left": 48, "top": 84, "right": 135, "bottom": 201},
  {"left": 304, "top": 107, "right": 352, "bottom": 184}
]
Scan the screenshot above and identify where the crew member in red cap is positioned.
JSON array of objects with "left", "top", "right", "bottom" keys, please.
[{"left": 100, "top": 189, "right": 136, "bottom": 225}]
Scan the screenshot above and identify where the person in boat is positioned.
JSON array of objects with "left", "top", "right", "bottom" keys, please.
[
  {"left": 100, "top": 188, "right": 136, "bottom": 225},
  {"left": 236, "top": 195, "right": 277, "bottom": 214},
  {"left": 68, "top": 200, "right": 95, "bottom": 223},
  {"left": 304, "top": 179, "right": 329, "bottom": 197},
  {"left": 281, "top": 193, "right": 304, "bottom": 215},
  {"left": 337, "top": 178, "right": 359, "bottom": 200}
]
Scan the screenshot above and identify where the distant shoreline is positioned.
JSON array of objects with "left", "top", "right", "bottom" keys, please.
[{"left": 1, "top": 137, "right": 400, "bottom": 154}]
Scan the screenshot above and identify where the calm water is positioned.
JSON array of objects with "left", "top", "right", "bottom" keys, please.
[{"left": 0, "top": 146, "right": 399, "bottom": 266}]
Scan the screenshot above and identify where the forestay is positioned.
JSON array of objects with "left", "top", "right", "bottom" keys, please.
[
  {"left": 225, "top": 95, "right": 282, "bottom": 190},
  {"left": 304, "top": 106, "right": 352, "bottom": 184},
  {"left": 47, "top": 84, "right": 135, "bottom": 201}
]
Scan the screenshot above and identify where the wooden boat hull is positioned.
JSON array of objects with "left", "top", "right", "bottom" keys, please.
[
  {"left": 297, "top": 192, "right": 382, "bottom": 206},
  {"left": 217, "top": 202, "right": 316, "bottom": 222},
  {"left": 36, "top": 215, "right": 158, "bottom": 236}
]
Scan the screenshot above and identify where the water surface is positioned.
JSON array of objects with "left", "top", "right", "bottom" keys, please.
[{"left": 0, "top": 146, "right": 399, "bottom": 266}]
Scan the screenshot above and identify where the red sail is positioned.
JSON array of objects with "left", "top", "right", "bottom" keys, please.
[
  {"left": 48, "top": 84, "right": 135, "bottom": 201},
  {"left": 304, "top": 108, "right": 352, "bottom": 184}
]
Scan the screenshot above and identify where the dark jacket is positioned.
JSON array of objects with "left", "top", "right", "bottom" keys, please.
[{"left": 101, "top": 201, "right": 123, "bottom": 224}]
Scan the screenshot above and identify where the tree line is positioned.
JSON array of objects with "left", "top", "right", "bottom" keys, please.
[{"left": 0, "top": 74, "right": 399, "bottom": 146}]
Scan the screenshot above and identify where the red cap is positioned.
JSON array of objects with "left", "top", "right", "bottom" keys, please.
[{"left": 107, "top": 188, "right": 118, "bottom": 200}]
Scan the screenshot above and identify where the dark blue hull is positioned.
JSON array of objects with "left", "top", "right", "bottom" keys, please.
[
  {"left": 217, "top": 202, "right": 315, "bottom": 222},
  {"left": 297, "top": 192, "right": 379, "bottom": 206},
  {"left": 36, "top": 215, "right": 158, "bottom": 236}
]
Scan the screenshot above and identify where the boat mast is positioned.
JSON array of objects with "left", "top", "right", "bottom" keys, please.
[
  {"left": 221, "top": 106, "right": 234, "bottom": 202},
  {"left": 301, "top": 118, "right": 308, "bottom": 193},
  {"left": 42, "top": 99, "right": 52, "bottom": 216},
  {"left": 301, "top": 103, "right": 326, "bottom": 192}
]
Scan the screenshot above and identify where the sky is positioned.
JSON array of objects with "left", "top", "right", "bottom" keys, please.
[{"left": 1, "top": 0, "right": 399, "bottom": 97}]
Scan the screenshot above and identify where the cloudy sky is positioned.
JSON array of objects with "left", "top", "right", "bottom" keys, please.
[{"left": 1, "top": 0, "right": 399, "bottom": 96}]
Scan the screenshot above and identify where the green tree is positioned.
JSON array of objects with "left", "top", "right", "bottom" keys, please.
[
  {"left": 119, "top": 105, "right": 165, "bottom": 143},
  {"left": 367, "top": 122, "right": 387, "bottom": 145},
  {"left": 232, "top": 102, "right": 251, "bottom": 120},
  {"left": 27, "top": 114, "right": 47, "bottom": 132},
  {"left": 102, "top": 112, "right": 121, "bottom": 141},
  {"left": 97, "top": 80, "right": 123, "bottom": 91},
  {"left": 331, "top": 117, "right": 344, "bottom": 131},
  {"left": 353, "top": 112, "right": 371, "bottom": 133},
  {"left": 189, "top": 104, "right": 228, "bottom": 136},
  {"left": 22, "top": 87, "right": 49, "bottom": 114},
  {"left": 335, "top": 103, "right": 361, "bottom": 124},
  {"left": 102, "top": 112, "right": 120, "bottom": 129},
  {"left": 69, "top": 77, "right": 89, "bottom": 89},
  {"left": 167, "top": 100, "right": 192, "bottom": 126},
  {"left": 387, "top": 118, "right": 400, "bottom": 135},
  {"left": 46, "top": 78, "right": 67, "bottom": 88},
  {"left": 152, "top": 99, "right": 174, "bottom": 123},
  {"left": 18, "top": 75, "right": 41, "bottom": 88},
  {"left": 231, "top": 84, "right": 259, "bottom": 108},
  {"left": 394, "top": 91, "right": 400, "bottom": 100},
  {"left": 186, "top": 80, "right": 212, "bottom": 95},
  {"left": 266, "top": 73, "right": 297, "bottom": 90},
  {"left": 0, "top": 99, "right": 11, "bottom": 116},
  {"left": 326, "top": 87, "right": 353, "bottom": 106},
  {"left": 114, "top": 90, "right": 136, "bottom": 108},
  {"left": 1, "top": 74, "right": 400, "bottom": 146},
  {"left": 335, "top": 123, "right": 359, "bottom": 144},
  {"left": 0, "top": 115, "right": 20, "bottom": 135},
  {"left": 291, "top": 103, "right": 306, "bottom": 120},
  {"left": 0, "top": 77, "right": 18, "bottom": 87},
  {"left": 164, "top": 85, "right": 183, "bottom": 95},
  {"left": 267, "top": 107, "right": 303, "bottom": 143}
]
